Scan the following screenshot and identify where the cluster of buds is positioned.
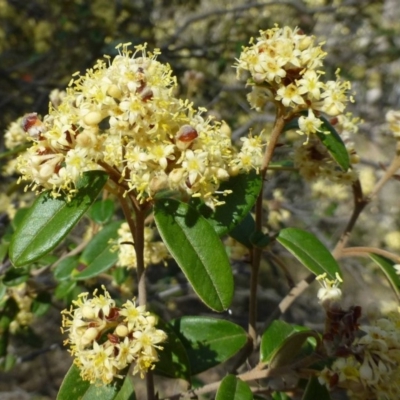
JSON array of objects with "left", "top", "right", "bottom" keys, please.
[
  {"left": 236, "top": 25, "right": 353, "bottom": 138},
  {"left": 61, "top": 287, "right": 167, "bottom": 384},
  {"left": 319, "top": 307, "right": 400, "bottom": 400},
  {"left": 16, "top": 43, "right": 263, "bottom": 206},
  {"left": 318, "top": 297, "right": 400, "bottom": 399}
]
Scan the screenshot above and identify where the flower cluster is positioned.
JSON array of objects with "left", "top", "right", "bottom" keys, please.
[
  {"left": 16, "top": 43, "right": 260, "bottom": 206},
  {"left": 114, "top": 223, "right": 169, "bottom": 269},
  {"left": 236, "top": 25, "right": 352, "bottom": 138},
  {"left": 319, "top": 307, "right": 400, "bottom": 399},
  {"left": 1, "top": 283, "right": 34, "bottom": 333},
  {"left": 61, "top": 287, "right": 167, "bottom": 384}
]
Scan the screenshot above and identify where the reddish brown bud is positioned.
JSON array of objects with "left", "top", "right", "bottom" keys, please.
[
  {"left": 21, "top": 113, "right": 46, "bottom": 139},
  {"left": 176, "top": 125, "right": 198, "bottom": 142},
  {"left": 330, "top": 117, "right": 339, "bottom": 125},
  {"left": 107, "top": 333, "right": 120, "bottom": 344}
]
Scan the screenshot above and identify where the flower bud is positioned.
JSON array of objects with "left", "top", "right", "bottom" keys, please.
[
  {"left": 81, "top": 327, "right": 99, "bottom": 346},
  {"left": 21, "top": 113, "right": 46, "bottom": 139},
  {"left": 115, "top": 324, "right": 129, "bottom": 337},
  {"left": 175, "top": 125, "right": 198, "bottom": 150},
  {"left": 83, "top": 111, "right": 103, "bottom": 126}
]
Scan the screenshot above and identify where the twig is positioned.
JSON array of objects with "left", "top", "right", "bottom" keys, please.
[
  {"left": 249, "top": 108, "right": 286, "bottom": 344},
  {"left": 339, "top": 247, "right": 400, "bottom": 263}
]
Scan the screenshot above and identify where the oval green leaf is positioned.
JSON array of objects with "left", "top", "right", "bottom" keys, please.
[
  {"left": 154, "top": 198, "right": 234, "bottom": 311},
  {"left": 369, "top": 254, "right": 400, "bottom": 300},
  {"left": 260, "top": 320, "right": 300, "bottom": 363},
  {"left": 170, "top": 317, "right": 248, "bottom": 375},
  {"left": 317, "top": 116, "right": 350, "bottom": 171},
  {"left": 9, "top": 171, "right": 108, "bottom": 267},
  {"left": 276, "top": 227, "right": 342, "bottom": 280},
  {"left": 269, "top": 330, "right": 316, "bottom": 369},
  {"left": 74, "top": 220, "right": 122, "bottom": 280},
  {"left": 189, "top": 171, "right": 262, "bottom": 236},
  {"left": 57, "top": 363, "right": 127, "bottom": 400},
  {"left": 216, "top": 374, "right": 253, "bottom": 400}
]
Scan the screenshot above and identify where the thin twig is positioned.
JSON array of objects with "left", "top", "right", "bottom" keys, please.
[
  {"left": 339, "top": 247, "right": 400, "bottom": 263},
  {"left": 249, "top": 108, "right": 286, "bottom": 344}
]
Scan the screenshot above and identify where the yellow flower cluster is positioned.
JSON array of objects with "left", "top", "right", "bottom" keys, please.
[
  {"left": 61, "top": 287, "right": 167, "bottom": 384},
  {"left": 319, "top": 309, "right": 400, "bottom": 399},
  {"left": 16, "top": 44, "right": 261, "bottom": 205},
  {"left": 114, "top": 223, "right": 169, "bottom": 269},
  {"left": 236, "top": 25, "right": 352, "bottom": 137}
]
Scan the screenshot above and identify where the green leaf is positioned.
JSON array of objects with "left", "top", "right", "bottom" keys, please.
[
  {"left": 250, "top": 230, "right": 270, "bottom": 249},
  {"left": 302, "top": 377, "right": 331, "bottom": 400},
  {"left": 216, "top": 375, "right": 253, "bottom": 400},
  {"left": 271, "top": 392, "right": 292, "bottom": 400},
  {"left": 56, "top": 363, "right": 91, "bottom": 400},
  {"left": 11, "top": 208, "right": 30, "bottom": 231},
  {"left": 54, "top": 256, "right": 80, "bottom": 281},
  {"left": 276, "top": 228, "right": 341, "bottom": 280},
  {"left": 74, "top": 220, "right": 122, "bottom": 280},
  {"left": 317, "top": 116, "right": 350, "bottom": 171},
  {"left": 31, "top": 292, "right": 51, "bottom": 316},
  {"left": 0, "top": 298, "right": 18, "bottom": 357},
  {"left": 154, "top": 199, "right": 233, "bottom": 312},
  {"left": 189, "top": 171, "right": 262, "bottom": 236},
  {"left": 2, "top": 267, "right": 29, "bottom": 286},
  {"left": 90, "top": 199, "right": 115, "bottom": 224},
  {"left": 113, "top": 376, "right": 136, "bottom": 400},
  {"left": 260, "top": 320, "right": 307, "bottom": 363},
  {"left": 170, "top": 317, "right": 248, "bottom": 375},
  {"left": 57, "top": 363, "right": 125, "bottom": 400},
  {"left": 369, "top": 254, "right": 400, "bottom": 300},
  {"left": 229, "top": 213, "right": 255, "bottom": 249},
  {"left": 269, "top": 330, "right": 316, "bottom": 369},
  {"left": 9, "top": 171, "right": 108, "bottom": 267},
  {"left": 155, "top": 319, "right": 191, "bottom": 381}
]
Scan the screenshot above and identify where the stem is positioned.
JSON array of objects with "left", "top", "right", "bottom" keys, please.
[
  {"left": 117, "top": 191, "right": 154, "bottom": 400},
  {"left": 248, "top": 109, "right": 286, "bottom": 344},
  {"left": 339, "top": 246, "right": 400, "bottom": 263},
  {"left": 368, "top": 154, "right": 400, "bottom": 200},
  {"left": 160, "top": 353, "right": 321, "bottom": 400},
  {"left": 133, "top": 203, "right": 147, "bottom": 307},
  {"left": 332, "top": 179, "right": 368, "bottom": 258}
]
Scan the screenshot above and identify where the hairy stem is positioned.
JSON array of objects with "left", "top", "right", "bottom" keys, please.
[{"left": 249, "top": 109, "right": 286, "bottom": 344}]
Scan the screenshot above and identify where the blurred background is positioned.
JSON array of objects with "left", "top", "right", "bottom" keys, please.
[{"left": 1, "top": 1, "right": 400, "bottom": 399}]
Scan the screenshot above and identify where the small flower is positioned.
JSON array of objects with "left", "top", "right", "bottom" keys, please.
[{"left": 316, "top": 272, "right": 343, "bottom": 308}]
